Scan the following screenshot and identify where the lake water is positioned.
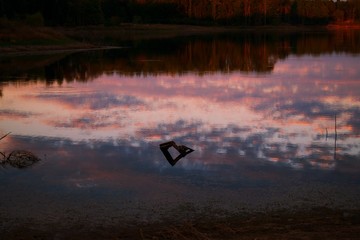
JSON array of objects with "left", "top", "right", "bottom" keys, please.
[{"left": 1, "top": 31, "right": 360, "bottom": 227}]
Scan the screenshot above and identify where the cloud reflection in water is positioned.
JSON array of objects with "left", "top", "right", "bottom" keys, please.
[{"left": 0, "top": 54, "right": 360, "bottom": 173}]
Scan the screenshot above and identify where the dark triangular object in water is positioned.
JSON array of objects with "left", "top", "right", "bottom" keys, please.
[{"left": 159, "top": 141, "right": 194, "bottom": 166}]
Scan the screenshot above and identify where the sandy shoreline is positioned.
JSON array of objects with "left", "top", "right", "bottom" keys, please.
[{"left": 1, "top": 207, "right": 360, "bottom": 239}]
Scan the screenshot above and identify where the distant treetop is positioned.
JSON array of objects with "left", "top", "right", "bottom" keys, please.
[{"left": 0, "top": 0, "right": 359, "bottom": 26}]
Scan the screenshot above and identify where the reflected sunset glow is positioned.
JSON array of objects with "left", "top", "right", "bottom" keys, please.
[{"left": 1, "top": 53, "right": 359, "bottom": 171}]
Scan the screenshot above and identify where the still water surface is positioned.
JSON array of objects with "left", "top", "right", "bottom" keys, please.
[{"left": 1, "top": 31, "right": 360, "bottom": 224}]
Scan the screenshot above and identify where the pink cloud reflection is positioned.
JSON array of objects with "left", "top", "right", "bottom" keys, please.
[{"left": 0, "top": 54, "right": 360, "bottom": 171}]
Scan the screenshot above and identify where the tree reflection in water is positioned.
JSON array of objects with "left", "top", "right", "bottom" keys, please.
[{"left": 1, "top": 30, "right": 359, "bottom": 84}]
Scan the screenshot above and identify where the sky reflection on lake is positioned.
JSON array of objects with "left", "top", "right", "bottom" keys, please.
[
  {"left": 1, "top": 33, "right": 360, "bottom": 224},
  {"left": 1, "top": 54, "right": 360, "bottom": 171}
]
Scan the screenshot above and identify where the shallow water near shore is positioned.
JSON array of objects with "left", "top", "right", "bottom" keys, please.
[{"left": 1, "top": 30, "right": 360, "bottom": 236}]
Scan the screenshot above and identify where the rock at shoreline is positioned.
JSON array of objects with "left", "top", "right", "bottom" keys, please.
[{"left": 3, "top": 150, "right": 41, "bottom": 169}]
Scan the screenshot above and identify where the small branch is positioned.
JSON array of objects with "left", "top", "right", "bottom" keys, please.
[
  {"left": 0, "top": 132, "right": 11, "bottom": 141},
  {"left": 325, "top": 128, "right": 328, "bottom": 141},
  {"left": 334, "top": 114, "right": 337, "bottom": 161},
  {"left": 6, "top": 151, "right": 14, "bottom": 161}
]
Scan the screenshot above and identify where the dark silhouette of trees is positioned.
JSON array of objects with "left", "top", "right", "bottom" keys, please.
[
  {"left": 1, "top": 30, "right": 359, "bottom": 84},
  {"left": 1, "top": 0, "right": 360, "bottom": 26}
]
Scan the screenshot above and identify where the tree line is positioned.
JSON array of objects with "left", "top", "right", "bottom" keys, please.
[
  {"left": 1, "top": 30, "right": 359, "bottom": 84},
  {"left": 0, "top": 0, "right": 360, "bottom": 26}
]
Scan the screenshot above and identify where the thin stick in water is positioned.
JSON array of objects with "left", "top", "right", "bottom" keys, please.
[{"left": 0, "top": 132, "right": 11, "bottom": 141}]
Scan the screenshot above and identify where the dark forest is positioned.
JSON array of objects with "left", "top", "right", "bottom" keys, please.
[{"left": 1, "top": 0, "right": 360, "bottom": 26}]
